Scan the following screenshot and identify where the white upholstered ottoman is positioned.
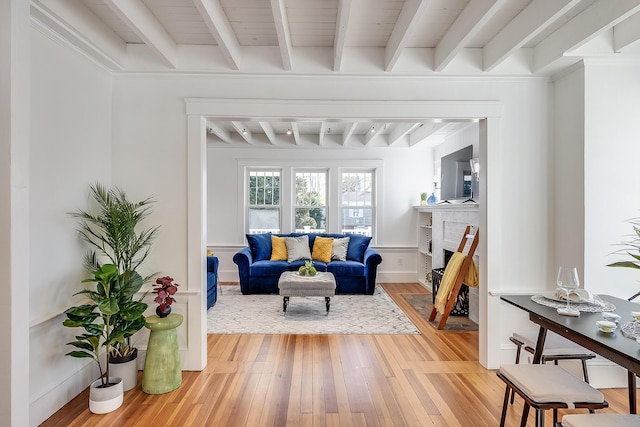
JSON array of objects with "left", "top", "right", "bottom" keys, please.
[{"left": 278, "top": 271, "right": 336, "bottom": 313}]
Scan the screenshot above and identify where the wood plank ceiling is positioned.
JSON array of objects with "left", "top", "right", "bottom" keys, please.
[{"left": 30, "top": 0, "right": 640, "bottom": 147}]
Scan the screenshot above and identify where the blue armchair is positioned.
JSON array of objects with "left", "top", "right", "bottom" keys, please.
[{"left": 207, "top": 256, "right": 219, "bottom": 309}]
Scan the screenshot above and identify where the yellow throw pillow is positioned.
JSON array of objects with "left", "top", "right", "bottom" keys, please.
[
  {"left": 270, "top": 235, "right": 287, "bottom": 261},
  {"left": 312, "top": 237, "right": 334, "bottom": 263}
]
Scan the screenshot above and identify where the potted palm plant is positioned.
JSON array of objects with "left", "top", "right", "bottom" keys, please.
[
  {"left": 63, "top": 264, "right": 145, "bottom": 413},
  {"left": 70, "top": 183, "right": 159, "bottom": 391}
]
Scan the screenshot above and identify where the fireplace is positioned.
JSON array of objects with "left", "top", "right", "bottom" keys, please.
[{"left": 431, "top": 249, "right": 470, "bottom": 316}]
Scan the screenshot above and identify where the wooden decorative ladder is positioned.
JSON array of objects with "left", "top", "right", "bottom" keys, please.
[{"left": 428, "top": 226, "right": 479, "bottom": 330}]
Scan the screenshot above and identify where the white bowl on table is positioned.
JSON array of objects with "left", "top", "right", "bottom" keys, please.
[{"left": 596, "top": 320, "right": 617, "bottom": 333}]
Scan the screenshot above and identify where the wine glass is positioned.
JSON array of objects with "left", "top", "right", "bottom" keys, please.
[{"left": 557, "top": 267, "right": 580, "bottom": 315}]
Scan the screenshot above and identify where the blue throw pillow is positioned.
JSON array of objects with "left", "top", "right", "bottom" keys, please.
[
  {"left": 346, "top": 234, "right": 372, "bottom": 262},
  {"left": 246, "top": 233, "right": 272, "bottom": 261}
]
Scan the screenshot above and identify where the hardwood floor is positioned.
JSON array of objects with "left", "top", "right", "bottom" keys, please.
[{"left": 41, "top": 283, "right": 631, "bottom": 426}]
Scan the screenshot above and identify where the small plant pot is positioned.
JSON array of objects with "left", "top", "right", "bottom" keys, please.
[
  {"left": 109, "top": 348, "right": 139, "bottom": 392},
  {"left": 156, "top": 305, "right": 172, "bottom": 318},
  {"left": 89, "top": 377, "right": 123, "bottom": 414}
]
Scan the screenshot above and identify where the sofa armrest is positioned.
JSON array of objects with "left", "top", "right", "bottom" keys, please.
[
  {"left": 363, "top": 247, "right": 382, "bottom": 294},
  {"left": 206, "top": 256, "right": 219, "bottom": 308},
  {"left": 207, "top": 255, "right": 219, "bottom": 274},
  {"left": 233, "top": 247, "right": 253, "bottom": 293},
  {"left": 363, "top": 247, "right": 382, "bottom": 266}
]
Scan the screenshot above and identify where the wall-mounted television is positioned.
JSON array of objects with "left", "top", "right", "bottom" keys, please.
[{"left": 440, "top": 145, "right": 474, "bottom": 201}]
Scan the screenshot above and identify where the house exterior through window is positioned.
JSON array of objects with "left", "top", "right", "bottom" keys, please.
[
  {"left": 294, "top": 170, "right": 327, "bottom": 232},
  {"left": 247, "top": 169, "right": 281, "bottom": 234},
  {"left": 340, "top": 171, "right": 373, "bottom": 236}
]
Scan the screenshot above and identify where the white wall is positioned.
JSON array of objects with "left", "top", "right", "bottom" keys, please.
[
  {"left": 207, "top": 147, "right": 432, "bottom": 246},
  {"left": 553, "top": 66, "right": 585, "bottom": 277},
  {"left": 550, "top": 60, "right": 640, "bottom": 388},
  {"left": 207, "top": 146, "right": 432, "bottom": 283},
  {"left": 29, "top": 26, "right": 112, "bottom": 426},
  {"left": 554, "top": 59, "right": 640, "bottom": 298},
  {"left": 583, "top": 60, "right": 640, "bottom": 299}
]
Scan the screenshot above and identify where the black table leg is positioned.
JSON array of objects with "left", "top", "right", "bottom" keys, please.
[
  {"left": 520, "top": 326, "right": 548, "bottom": 425},
  {"left": 325, "top": 297, "right": 330, "bottom": 312},
  {"left": 629, "top": 371, "right": 637, "bottom": 414},
  {"left": 283, "top": 296, "right": 289, "bottom": 312},
  {"left": 532, "top": 326, "right": 548, "bottom": 364}
]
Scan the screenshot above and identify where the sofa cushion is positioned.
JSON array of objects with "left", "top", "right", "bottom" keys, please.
[
  {"left": 312, "top": 237, "right": 334, "bottom": 263},
  {"left": 246, "top": 233, "right": 272, "bottom": 261},
  {"left": 285, "top": 235, "right": 312, "bottom": 262},
  {"left": 251, "top": 260, "right": 289, "bottom": 276},
  {"left": 327, "top": 260, "right": 366, "bottom": 276},
  {"left": 346, "top": 234, "right": 372, "bottom": 262},
  {"left": 270, "top": 235, "right": 287, "bottom": 261},
  {"left": 332, "top": 236, "right": 350, "bottom": 261}
]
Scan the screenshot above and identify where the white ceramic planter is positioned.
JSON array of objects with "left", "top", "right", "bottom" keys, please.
[
  {"left": 89, "top": 377, "right": 123, "bottom": 414},
  {"left": 109, "top": 348, "right": 139, "bottom": 391}
]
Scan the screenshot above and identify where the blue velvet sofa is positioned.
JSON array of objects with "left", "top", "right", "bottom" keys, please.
[
  {"left": 207, "top": 256, "right": 219, "bottom": 309},
  {"left": 233, "top": 233, "right": 382, "bottom": 295}
]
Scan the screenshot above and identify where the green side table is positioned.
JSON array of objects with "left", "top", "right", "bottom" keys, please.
[{"left": 142, "top": 313, "right": 183, "bottom": 394}]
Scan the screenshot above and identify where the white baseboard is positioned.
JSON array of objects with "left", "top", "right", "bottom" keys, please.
[{"left": 30, "top": 362, "right": 98, "bottom": 427}]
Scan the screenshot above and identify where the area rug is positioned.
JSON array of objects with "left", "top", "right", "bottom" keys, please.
[
  {"left": 401, "top": 293, "right": 479, "bottom": 331},
  {"left": 207, "top": 285, "right": 420, "bottom": 335}
]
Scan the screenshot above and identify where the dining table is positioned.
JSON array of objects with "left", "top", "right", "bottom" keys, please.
[{"left": 500, "top": 293, "right": 640, "bottom": 414}]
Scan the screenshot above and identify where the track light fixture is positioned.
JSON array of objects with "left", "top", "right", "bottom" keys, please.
[
  {"left": 286, "top": 129, "right": 292, "bottom": 135},
  {"left": 242, "top": 128, "right": 247, "bottom": 135}
]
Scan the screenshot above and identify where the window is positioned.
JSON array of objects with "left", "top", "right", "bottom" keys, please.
[
  {"left": 340, "top": 171, "right": 374, "bottom": 236},
  {"left": 294, "top": 170, "right": 327, "bottom": 232},
  {"left": 247, "top": 169, "right": 281, "bottom": 234},
  {"left": 241, "top": 161, "right": 381, "bottom": 241}
]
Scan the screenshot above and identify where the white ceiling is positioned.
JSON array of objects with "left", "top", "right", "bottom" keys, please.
[{"left": 31, "top": 0, "right": 640, "bottom": 147}]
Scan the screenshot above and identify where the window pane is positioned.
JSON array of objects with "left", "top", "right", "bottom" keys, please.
[
  {"left": 341, "top": 172, "right": 372, "bottom": 206},
  {"left": 295, "top": 208, "right": 327, "bottom": 232},
  {"left": 249, "top": 171, "right": 280, "bottom": 206},
  {"left": 248, "top": 208, "right": 280, "bottom": 234},
  {"left": 248, "top": 170, "right": 280, "bottom": 234},
  {"left": 295, "top": 172, "right": 326, "bottom": 205},
  {"left": 295, "top": 171, "right": 327, "bottom": 231},
  {"left": 341, "top": 171, "right": 374, "bottom": 237},
  {"left": 341, "top": 208, "right": 372, "bottom": 236}
]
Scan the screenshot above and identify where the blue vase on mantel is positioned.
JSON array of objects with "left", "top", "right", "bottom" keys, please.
[{"left": 427, "top": 192, "right": 437, "bottom": 205}]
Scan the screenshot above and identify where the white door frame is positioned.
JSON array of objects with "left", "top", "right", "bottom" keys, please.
[{"left": 185, "top": 98, "right": 503, "bottom": 369}]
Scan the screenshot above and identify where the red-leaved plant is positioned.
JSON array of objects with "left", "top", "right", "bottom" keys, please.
[{"left": 152, "top": 276, "right": 179, "bottom": 317}]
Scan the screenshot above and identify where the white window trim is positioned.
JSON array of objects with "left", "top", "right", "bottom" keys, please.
[{"left": 238, "top": 159, "right": 383, "bottom": 244}]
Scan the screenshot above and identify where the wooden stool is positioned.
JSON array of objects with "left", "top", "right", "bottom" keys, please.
[
  {"left": 510, "top": 331, "right": 595, "bottom": 405},
  {"left": 497, "top": 364, "right": 607, "bottom": 427},
  {"left": 142, "top": 313, "right": 183, "bottom": 394},
  {"left": 561, "top": 413, "right": 640, "bottom": 426}
]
